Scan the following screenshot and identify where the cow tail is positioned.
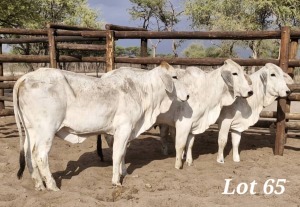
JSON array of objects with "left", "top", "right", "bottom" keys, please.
[
  {"left": 97, "top": 135, "right": 104, "bottom": 161},
  {"left": 13, "top": 77, "right": 26, "bottom": 179}
]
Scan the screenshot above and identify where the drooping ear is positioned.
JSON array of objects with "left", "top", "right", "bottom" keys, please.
[
  {"left": 221, "top": 70, "right": 234, "bottom": 97},
  {"left": 159, "top": 61, "right": 174, "bottom": 93},
  {"left": 245, "top": 74, "right": 252, "bottom": 85},
  {"left": 260, "top": 70, "right": 268, "bottom": 86},
  {"left": 160, "top": 73, "right": 174, "bottom": 93},
  {"left": 221, "top": 70, "right": 233, "bottom": 88},
  {"left": 283, "top": 72, "right": 294, "bottom": 84}
]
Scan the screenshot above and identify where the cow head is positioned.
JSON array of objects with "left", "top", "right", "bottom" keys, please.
[
  {"left": 221, "top": 59, "right": 253, "bottom": 99},
  {"left": 260, "top": 63, "right": 293, "bottom": 106},
  {"left": 158, "top": 61, "right": 189, "bottom": 102}
]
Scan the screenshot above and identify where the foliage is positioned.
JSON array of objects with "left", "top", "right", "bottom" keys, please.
[
  {"left": 129, "top": 0, "right": 183, "bottom": 57},
  {"left": 129, "top": 0, "right": 182, "bottom": 30},
  {"left": 0, "top": 0, "right": 102, "bottom": 29},
  {"left": 185, "top": 0, "right": 300, "bottom": 30},
  {"left": 185, "top": 0, "right": 300, "bottom": 58},
  {"left": 115, "top": 45, "right": 151, "bottom": 57},
  {"left": 183, "top": 42, "right": 236, "bottom": 58},
  {"left": 183, "top": 43, "right": 206, "bottom": 58},
  {"left": 1, "top": 0, "right": 103, "bottom": 70},
  {"left": 0, "top": 0, "right": 39, "bottom": 28}
]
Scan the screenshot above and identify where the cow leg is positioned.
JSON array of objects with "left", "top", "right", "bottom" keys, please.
[
  {"left": 169, "top": 126, "right": 176, "bottom": 142},
  {"left": 185, "top": 133, "right": 195, "bottom": 166},
  {"left": 96, "top": 135, "right": 104, "bottom": 161},
  {"left": 231, "top": 130, "right": 242, "bottom": 162},
  {"left": 104, "top": 134, "right": 114, "bottom": 149},
  {"left": 174, "top": 125, "right": 190, "bottom": 169},
  {"left": 34, "top": 134, "right": 59, "bottom": 191},
  {"left": 24, "top": 129, "right": 45, "bottom": 191},
  {"left": 217, "top": 120, "right": 231, "bottom": 163},
  {"left": 112, "top": 127, "right": 131, "bottom": 186},
  {"left": 120, "top": 148, "right": 127, "bottom": 176},
  {"left": 159, "top": 125, "right": 169, "bottom": 155}
]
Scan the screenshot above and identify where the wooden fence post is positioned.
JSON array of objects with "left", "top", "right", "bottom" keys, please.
[
  {"left": 106, "top": 30, "right": 115, "bottom": 72},
  {"left": 0, "top": 38, "right": 4, "bottom": 110},
  {"left": 47, "top": 24, "right": 58, "bottom": 68},
  {"left": 287, "top": 39, "right": 298, "bottom": 78},
  {"left": 285, "top": 38, "right": 299, "bottom": 143},
  {"left": 275, "top": 26, "right": 290, "bottom": 155},
  {"left": 140, "top": 38, "right": 148, "bottom": 69}
]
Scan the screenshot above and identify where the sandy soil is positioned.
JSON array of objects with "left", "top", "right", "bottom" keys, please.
[{"left": 0, "top": 114, "right": 300, "bottom": 207}]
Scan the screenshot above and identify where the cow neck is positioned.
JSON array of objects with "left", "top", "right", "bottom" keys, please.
[
  {"left": 138, "top": 68, "right": 168, "bottom": 134},
  {"left": 187, "top": 67, "right": 230, "bottom": 134},
  {"left": 198, "top": 68, "right": 229, "bottom": 128},
  {"left": 147, "top": 67, "right": 168, "bottom": 108}
]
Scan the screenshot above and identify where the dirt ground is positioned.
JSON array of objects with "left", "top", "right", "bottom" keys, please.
[{"left": 0, "top": 113, "right": 300, "bottom": 207}]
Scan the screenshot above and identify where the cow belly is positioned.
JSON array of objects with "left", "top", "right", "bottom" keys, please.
[
  {"left": 63, "top": 107, "right": 116, "bottom": 135},
  {"left": 56, "top": 128, "right": 87, "bottom": 144}
]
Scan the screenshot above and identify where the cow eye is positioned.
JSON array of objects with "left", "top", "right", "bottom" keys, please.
[
  {"left": 232, "top": 73, "right": 238, "bottom": 76},
  {"left": 172, "top": 76, "right": 178, "bottom": 79},
  {"left": 271, "top": 74, "right": 276, "bottom": 77}
]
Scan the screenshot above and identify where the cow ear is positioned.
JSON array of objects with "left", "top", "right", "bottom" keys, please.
[
  {"left": 283, "top": 73, "right": 294, "bottom": 84},
  {"left": 221, "top": 70, "right": 233, "bottom": 88},
  {"left": 160, "top": 73, "right": 174, "bottom": 93},
  {"left": 260, "top": 70, "right": 268, "bottom": 85}
]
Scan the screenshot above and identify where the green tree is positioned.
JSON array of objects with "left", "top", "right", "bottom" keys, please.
[
  {"left": 0, "top": 0, "right": 40, "bottom": 28},
  {"left": 185, "top": 0, "right": 300, "bottom": 60},
  {"left": 2, "top": 0, "right": 103, "bottom": 70},
  {"left": 183, "top": 43, "right": 236, "bottom": 58},
  {"left": 0, "top": 0, "right": 102, "bottom": 29},
  {"left": 115, "top": 45, "right": 151, "bottom": 57},
  {"left": 129, "top": 0, "right": 183, "bottom": 57},
  {"left": 183, "top": 43, "right": 206, "bottom": 58}
]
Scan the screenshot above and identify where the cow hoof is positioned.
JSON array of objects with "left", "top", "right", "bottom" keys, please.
[
  {"left": 187, "top": 162, "right": 193, "bottom": 167},
  {"left": 217, "top": 158, "right": 224, "bottom": 164},
  {"left": 112, "top": 182, "right": 122, "bottom": 187},
  {"left": 233, "top": 158, "right": 240, "bottom": 162},
  {"left": 47, "top": 186, "right": 60, "bottom": 191},
  {"left": 175, "top": 161, "right": 182, "bottom": 169},
  {"left": 186, "top": 159, "right": 193, "bottom": 166},
  {"left": 35, "top": 184, "right": 46, "bottom": 191}
]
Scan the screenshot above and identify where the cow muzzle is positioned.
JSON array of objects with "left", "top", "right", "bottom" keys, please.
[
  {"left": 248, "top": 90, "right": 254, "bottom": 97},
  {"left": 240, "top": 89, "right": 254, "bottom": 98},
  {"left": 178, "top": 94, "right": 189, "bottom": 102}
]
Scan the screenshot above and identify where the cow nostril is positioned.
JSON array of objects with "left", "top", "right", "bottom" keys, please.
[
  {"left": 248, "top": 91, "right": 253, "bottom": 96},
  {"left": 186, "top": 95, "right": 190, "bottom": 100},
  {"left": 286, "top": 90, "right": 291, "bottom": 95}
]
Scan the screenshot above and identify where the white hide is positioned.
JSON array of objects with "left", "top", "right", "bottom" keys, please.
[
  {"left": 156, "top": 59, "right": 253, "bottom": 169},
  {"left": 216, "top": 63, "right": 293, "bottom": 163},
  {"left": 13, "top": 62, "right": 189, "bottom": 190}
]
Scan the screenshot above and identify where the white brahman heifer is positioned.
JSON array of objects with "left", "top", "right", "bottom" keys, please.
[
  {"left": 155, "top": 59, "right": 253, "bottom": 169},
  {"left": 14, "top": 62, "right": 189, "bottom": 190},
  {"left": 97, "top": 60, "right": 253, "bottom": 169},
  {"left": 216, "top": 63, "right": 293, "bottom": 163}
]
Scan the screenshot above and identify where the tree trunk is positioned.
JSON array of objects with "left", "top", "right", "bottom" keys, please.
[
  {"left": 152, "top": 45, "right": 156, "bottom": 57},
  {"left": 251, "top": 40, "right": 259, "bottom": 74}
]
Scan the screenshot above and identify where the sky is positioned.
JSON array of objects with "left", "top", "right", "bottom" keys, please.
[{"left": 87, "top": 0, "right": 200, "bottom": 56}]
